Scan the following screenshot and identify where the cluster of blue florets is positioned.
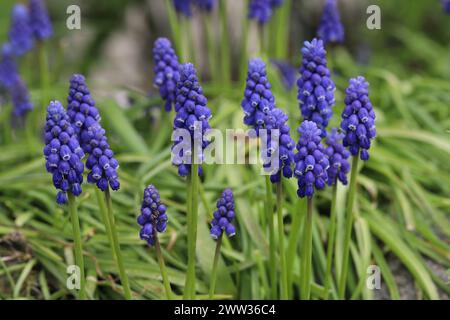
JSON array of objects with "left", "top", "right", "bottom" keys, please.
[
  {"left": 0, "top": 44, "right": 17, "bottom": 88},
  {"left": 11, "top": 78, "right": 33, "bottom": 117},
  {"left": 340, "top": 76, "right": 376, "bottom": 161},
  {"left": 9, "top": 4, "right": 34, "bottom": 56},
  {"left": 173, "top": 0, "right": 192, "bottom": 16},
  {"left": 137, "top": 185, "right": 168, "bottom": 246},
  {"left": 172, "top": 63, "right": 212, "bottom": 177},
  {"left": 67, "top": 74, "right": 120, "bottom": 191},
  {"left": 297, "top": 39, "right": 335, "bottom": 137},
  {"left": 153, "top": 38, "right": 180, "bottom": 112},
  {"left": 325, "top": 128, "right": 350, "bottom": 185},
  {"left": 442, "top": 0, "right": 450, "bottom": 13},
  {"left": 210, "top": 189, "right": 236, "bottom": 239},
  {"left": 241, "top": 59, "right": 275, "bottom": 135},
  {"left": 293, "top": 121, "right": 329, "bottom": 198},
  {"left": 43, "top": 101, "right": 85, "bottom": 204},
  {"left": 263, "top": 108, "right": 295, "bottom": 183},
  {"left": 29, "top": 0, "right": 53, "bottom": 40},
  {"left": 317, "top": 0, "right": 344, "bottom": 44},
  {"left": 248, "top": 0, "right": 284, "bottom": 24}
]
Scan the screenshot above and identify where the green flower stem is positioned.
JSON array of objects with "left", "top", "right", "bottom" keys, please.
[
  {"left": 275, "top": 0, "right": 292, "bottom": 59},
  {"left": 155, "top": 235, "right": 173, "bottom": 300},
  {"left": 37, "top": 40, "right": 49, "bottom": 130},
  {"left": 203, "top": 14, "right": 218, "bottom": 81},
  {"left": 219, "top": 0, "right": 231, "bottom": 85},
  {"left": 300, "top": 197, "right": 313, "bottom": 300},
  {"left": 184, "top": 161, "right": 199, "bottom": 299},
  {"left": 276, "top": 182, "right": 288, "bottom": 299},
  {"left": 338, "top": 154, "right": 360, "bottom": 299},
  {"left": 264, "top": 175, "right": 277, "bottom": 299},
  {"left": 239, "top": 1, "right": 250, "bottom": 83},
  {"left": 67, "top": 193, "right": 86, "bottom": 300},
  {"left": 104, "top": 187, "right": 132, "bottom": 300},
  {"left": 164, "top": 0, "right": 182, "bottom": 57},
  {"left": 324, "top": 182, "right": 338, "bottom": 299},
  {"left": 208, "top": 233, "right": 223, "bottom": 299}
]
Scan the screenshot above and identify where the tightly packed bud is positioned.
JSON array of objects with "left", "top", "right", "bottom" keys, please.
[
  {"left": 263, "top": 108, "right": 295, "bottom": 183},
  {"left": 340, "top": 76, "right": 376, "bottom": 161},
  {"left": 137, "top": 185, "right": 168, "bottom": 246},
  {"left": 172, "top": 63, "right": 212, "bottom": 177},
  {"left": 241, "top": 58, "right": 275, "bottom": 135},
  {"left": 43, "top": 101, "right": 85, "bottom": 204},
  {"left": 294, "top": 121, "right": 329, "bottom": 198},
  {"left": 0, "top": 43, "right": 18, "bottom": 88},
  {"left": 173, "top": 0, "right": 192, "bottom": 17},
  {"left": 317, "top": 0, "right": 344, "bottom": 44},
  {"left": 248, "top": 0, "right": 273, "bottom": 24},
  {"left": 271, "top": 59, "right": 296, "bottom": 91},
  {"left": 193, "top": 0, "right": 216, "bottom": 11},
  {"left": 29, "top": 0, "right": 53, "bottom": 40},
  {"left": 11, "top": 77, "right": 33, "bottom": 117},
  {"left": 210, "top": 189, "right": 236, "bottom": 239},
  {"left": 325, "top": 128, "right": 350, "bottom": 185},
  {"left": 67, "top": 74, "right": 120, "bottom": 191},
  {"left": 153, "top": 38, "right": 180, "bottom": 112},
  {"left": 9, "top": 4, "right": 34, "bottom": 56},
  {"left": 297, "top": 39, "right": 335, "bottom": 137}
]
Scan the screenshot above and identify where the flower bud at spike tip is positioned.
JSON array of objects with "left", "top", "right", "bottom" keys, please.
[
  {"left": 210, "top": 189, "right": 236, "bottom": 239},
  {"left": 153, "top": 38, "right": 180, "bottom": 112},
  {"left": 317, "top": 0, "right": 344, "bottom": 44},
  {"left": 297, "top": 38, "right": 335, "bottom": 137},
  {"left": 137, "top": 185, "right": 168, "bottom": 246},
  {"left": 67, "top": 74, "right": 120, "bottom": 191},
  {"left": 340, "top": 76, "right": 376, "bottom": 161},
  {"left": 43, "top": 101, "right": 85, "bottom": 204}
]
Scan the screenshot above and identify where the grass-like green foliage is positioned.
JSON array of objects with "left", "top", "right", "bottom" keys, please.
[{"left": 0, "top": 0, "right": 449, "bottom": 300}]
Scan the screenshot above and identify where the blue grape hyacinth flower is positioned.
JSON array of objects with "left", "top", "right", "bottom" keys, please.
[
  {"left": 29, "top": 0, "right": 53, "bottom": 40},
  {"left": 0, "top": 43, "right": 18, "bottom": 89},
  {"left": 263, "top": 108, "right": 295, "bottom": 183},
  {"left": 67, "top": 74, "right": 120, "bottom": 191},
  {"left": 173, "top": 0, "right": 192, "bottom": 17},
  {"left": 271, "top": 59, "right": 296, "bottom": 91},
  {"left": 248, "top": 0, "right": 273, "bottom": 24},
  {"left": 325, "top": 128, "right": 350, "bottom": 185},
  {"left": 9, "top": 4, "right": 34, "bottom": 56},
  {"left": 294, "top": 121, "right": 329, "bottom": 198},
  {"left": 172, "top": 63, "right": 212, "bottom": 177},
  {"left": 11, "top": 77, "right": 33, "bottom": 117},
  {"left": 297, "top": 38, "right": 335, "bottom": 137},
  {"left": 43, "top": 101, "right": 85, "bottom": 205},
  {"left": 442, "top": 0, "right": 450, "bottom": 13},
  {"left": 137, "top": 185, "right": 168, "bottom": 246},
  {"left": 241, "top": 58, "right": 275, "bottom": 135},
  {"left": 340, "top": 76, "right": 376, "bottom": 161},
  {"left": 210, "top": 189, "right": 236, "bottom": 239},
  {"left": 271, "top": 0, "right": 284, "bottom": 8},
  {"left": 153, "top": 38, "right": 180, "bottom": 112},
  {"left": 317, "top": 0, "right": 344, "bottom": 44}
]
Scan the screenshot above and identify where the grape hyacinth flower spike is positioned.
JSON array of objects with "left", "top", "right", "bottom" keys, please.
[
  {"left": 29, "top": 0, "right": 53, "bottom": 40},
  {"left": 173, "top": 0, "right": 192, "bottom": 17},
  {"left": 297, "top": 38, "right": 336, "bottom": 137},
  {"left": 67, "top": 74, "right": 120, "bottom": 191},
  {"left": 193, "top": 0, "right": 216, "bottom": 11},
  {"left": 9, "top": 4, "right": 34, "bottom": 56},
  {"left": 317, "top": 0, "right": 344, "bottom": 44},
  {"left": 271, "top": 59, "right": 296, "bottom": 91},
  {"left": 294, "top": 121, "right": 329, "bottom": 300},
  {"left": 172, "top": 63, "right": 211, "bottom": 177},
  {"left": 248, "top": 0, "right": 273, "bottom": 24},
  {"left": 11, "top": 77, "right": 34, "bottom": 117},
  {"left": 241, "top": 58, "right": 275, "bottom": 135},
  {"left": 325, "top": 128, "right": 350, "bottom": 186},
  {"left": 0, "top": 43, "right": 18, "bottom": 89},
  {"left": 442, "top": 0, "right": 450, "bottom": 13},
  {"left": 338, "top": 76, "right": 376, "bottom": 299},
  {"left": 153, "top": 38, "right": 180, "bottom": 112},
  {"left": 43, "top": 101, "right": 86, "bottom": 299},
  {"left": 172, "top": 62, "right": 211, "bottom": 299},
  {"left": 137, "top": 185, "right": 173, "bottom": 299},
  {"left": 209, "top": 189, "right": 235, "bottom": 298},
  {"left": 67, "top": 74, "right": 132, "bottom": 299}
]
